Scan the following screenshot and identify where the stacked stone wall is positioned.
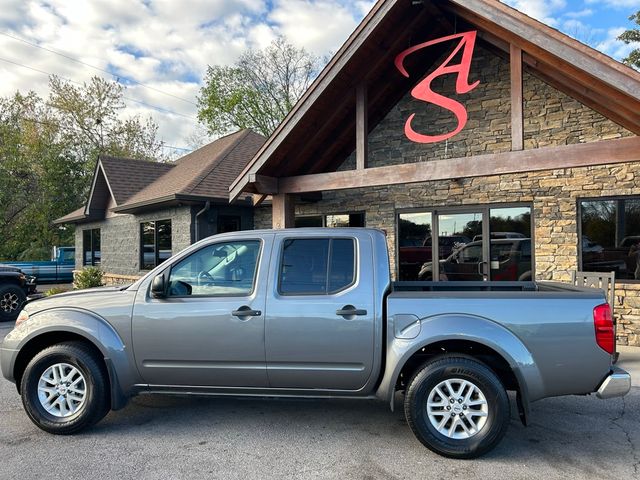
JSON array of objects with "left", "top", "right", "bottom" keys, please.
[{"left": 253, "top": 45, "right": 638, "bottom": 344}]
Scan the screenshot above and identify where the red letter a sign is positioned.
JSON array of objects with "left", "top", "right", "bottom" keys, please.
[{"left": 395, "top": 31, "right": 480, "bottom": 144}]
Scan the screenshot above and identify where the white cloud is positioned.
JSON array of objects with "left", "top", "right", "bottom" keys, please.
[
  {"left": 564, "top": 9, "right": 594, "bottom": 19},
  {"left": 502, "top": 0, "right": 567, "bottom": 26},
  {"left": 596, "top": 27, "right": 638, "bottom": 60},
  {"left": 0, "top": 0, "right": 371, "bottom": 149},
  {"left": 585, "top": 0, "right": 640, "bottom": 9}
]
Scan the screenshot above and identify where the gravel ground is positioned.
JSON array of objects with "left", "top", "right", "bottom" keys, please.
[{"left": 0, "top": 319, "right": 638, "bottom": 480}]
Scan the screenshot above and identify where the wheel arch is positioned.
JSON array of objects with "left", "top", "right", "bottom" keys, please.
[
  {"left": 377, "top": 314, "right": 545, "bottom": 425},
  {"left": 10, "top": 309, "right": 132, "bottom": 410}
]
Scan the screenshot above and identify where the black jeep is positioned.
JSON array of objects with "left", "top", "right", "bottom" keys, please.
[{"left": 0, "top": 266, "right": 36, "bottom": 322}]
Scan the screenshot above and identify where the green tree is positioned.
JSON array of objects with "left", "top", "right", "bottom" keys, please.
[
  {"left": 618, "top": 10, "right": 640, "bottom": 69},
  {"left": 0, "top": 76, "right": 164, "bottom": 261},
  {"left": 197, "top": 37, "right": 322, "bottom": 137}
]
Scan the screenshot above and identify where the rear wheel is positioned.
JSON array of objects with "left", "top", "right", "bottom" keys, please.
[
  {"left": 404, "top": 355, "right": 510, "bottom": 459},
  {"left": 0, "top": 285, "right": 26, "bottom": 322},
  {"left": 20, "top": 342, "right": 110, "bottom": 434}
]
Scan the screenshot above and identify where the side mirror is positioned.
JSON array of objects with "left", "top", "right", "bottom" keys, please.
[{"left": 151, "top": 274, "right": 166, "bottom": 298}]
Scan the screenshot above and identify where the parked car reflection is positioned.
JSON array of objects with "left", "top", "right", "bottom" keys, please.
[
  {"left": 418, "top": 238, "right": 533, "bottom": 282},
  {"left": 398, "top": 235, "right": 470, "bottom": 281}
]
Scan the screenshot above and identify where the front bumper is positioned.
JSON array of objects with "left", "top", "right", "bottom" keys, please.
[
  {"left": 0, "top": 345, "right": 18, "bottom": 384},
  {"left": 596, "top": 367, "right": 631, "bottom": 399},
  {"left": 25, "top": 276, "right": 37, "bottom": 295}
]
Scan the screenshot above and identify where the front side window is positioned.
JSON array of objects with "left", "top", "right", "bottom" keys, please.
[
  {"left": 580, "top": 197, "right": 640, "bottom": 281},
  {"left": 82, "top": 229, "right": 101, "bottom": 266},
  {"left": 279, "top": 238, "right": 356, "bottom": 295},
  {"left": 168, "top": 240, "right": 261, "bottom": 296},
  {"left": 140, "top": 220, "right": 172, "bottom": 270}
]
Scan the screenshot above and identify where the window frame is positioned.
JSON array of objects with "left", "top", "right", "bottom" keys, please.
[
  {"left": 82, "top": 228, "right": 101, "bottom": 266},
  {"left": 577, "top": 195, "right": 640, "bottom": 284},
  {"left": 294, "top": 212, "right": 366, "bottom": 228},
  {"left": 139, "top": 219, "right": 172, "bottom": 271},
  {"left": 277, "top": 236, "right": 358, "bottom": 297},
  {"left": 166, "top": 238, "right": 264, "bottom": 299},
  {"left": 395, "top": 202, "right": 535, "bottom": 281}
]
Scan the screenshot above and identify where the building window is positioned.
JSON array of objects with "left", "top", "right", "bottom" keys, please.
[
  {"left": 295, "top": 213, "right": 365, "bottom": 228},
  {"left": 140, "top": 220, "right": 172, "bottom": 270},
  {"left": 398, "top": 204, "right": 533, "bottom": 282},
  {"left": 82, "top": 229, "right": 101, "bottom": 266},
  {"left": 279, "top": 238, "right": 356, "bottom": 295},
  {"left": 579, "top": 197, "right": 640, "bottom": 281},
  {"left": 217, "top": 215, "right": 241, "bottom": 233}
]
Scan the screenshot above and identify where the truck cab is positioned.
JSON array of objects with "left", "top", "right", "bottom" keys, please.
[{"left": 2, "top": 246, "right": 75, "bottom": 284}]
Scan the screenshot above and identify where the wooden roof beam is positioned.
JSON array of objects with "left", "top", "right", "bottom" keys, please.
[{"left": 277, "top": 136, "right": 640, "bottom": 194}]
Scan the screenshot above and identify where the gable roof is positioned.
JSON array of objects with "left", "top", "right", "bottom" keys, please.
[
  {"left": 230, "top": 0, "right": 640, "bottom": 200},
  {"left": 99, "top": 155, "right": 175, "bottom": 205},
  {"left": 113, "top": 129, "right": 265, "bottom": 213},
  {"left": 54, "top": 129, "right": 265, "bottom": 224},
  {"left": 54, "top": 155, "right": 175, "bottom": 225}
]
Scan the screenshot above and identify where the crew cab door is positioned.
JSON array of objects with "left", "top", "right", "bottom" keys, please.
[
  {"left": 265, "top": 232, "right": 375, "bottom": 390},
  {"left": 132, "top": 235, "right": 272, "bottom": 387}
]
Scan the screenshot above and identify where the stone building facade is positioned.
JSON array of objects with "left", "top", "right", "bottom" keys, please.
[
  {"left": 253, "top": 45, "right": 639, "bottom": 345},
  {"left": 74, "top": 205, "right": 194, "bottom": 284}
]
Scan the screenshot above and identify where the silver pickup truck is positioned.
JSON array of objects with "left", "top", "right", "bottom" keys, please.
[{"left": 0, "top": 228, "right": 631, "bottom": 458}]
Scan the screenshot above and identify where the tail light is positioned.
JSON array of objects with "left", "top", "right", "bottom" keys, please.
[{"left": 594, "top": 303, "right": 614, "bottom": 354}]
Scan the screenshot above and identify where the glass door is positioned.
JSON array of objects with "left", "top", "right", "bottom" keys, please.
[
  {"left": 435, "top": 211, "right": 488, "bottom": 281},
  {"left": 397, "top": 205, "right": 533, "bottom": 282}
]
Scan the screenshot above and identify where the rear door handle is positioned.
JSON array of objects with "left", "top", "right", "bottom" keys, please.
[
  {"left": 232, "top": 306, "right": 262, "bottom": 318},
  {"left": 336, "top": 306, "right": 368, "bottom": 317}
]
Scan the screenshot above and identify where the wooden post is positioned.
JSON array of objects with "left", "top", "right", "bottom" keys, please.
[
  {"left": 272, "top": 193, "right": 295, "bottom": 229},
  {"left": 510, "top": 44, "right": 524, "bottom": 151},
  {"left": 356, "top": 84, "right": 368, "bottom": 170}
]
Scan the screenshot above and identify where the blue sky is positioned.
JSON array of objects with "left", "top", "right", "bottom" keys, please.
[
  {"left": 0, "top": 0, "right": 637, "bottom": 150},
  {"left": 504, "top": 0, "right": 639, "bottom": 60}
]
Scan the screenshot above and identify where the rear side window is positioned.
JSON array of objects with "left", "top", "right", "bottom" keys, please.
[{"left": 279, "top": 238, "right": 356, "bottom": 295}]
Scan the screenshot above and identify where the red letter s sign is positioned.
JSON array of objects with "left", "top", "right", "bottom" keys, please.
[{"left": 395, "top": 31, "right": 479, "bottom": 144}]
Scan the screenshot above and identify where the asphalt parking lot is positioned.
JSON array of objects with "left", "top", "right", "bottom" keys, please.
[{"left": 0, "top": 319, "right": 638, "bottom": 480}]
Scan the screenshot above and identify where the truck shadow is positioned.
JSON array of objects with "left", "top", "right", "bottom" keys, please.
[{"left": 94, "top": 389, "right": 638, "bottom": 476}]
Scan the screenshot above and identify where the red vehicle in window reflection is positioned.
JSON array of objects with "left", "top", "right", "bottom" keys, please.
[
  {"left": 418, "top": 238, "right": 533, "bottom": 281},
  {"left": 398, "top": 235, "right": 470, "bottom": 281},
  {"left": 582, "top": 235, "right": 640, "bottom": 280}
]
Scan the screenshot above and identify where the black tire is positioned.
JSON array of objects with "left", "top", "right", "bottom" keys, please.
[
  {"left": 404, "top": 355, "right": 510, "bottom": 459},
  {"left": 20, "top": 342, "right": 110, "bottom": 434},
  {"left": 0, "top": 284, "right": 26, "bottom": 322}
]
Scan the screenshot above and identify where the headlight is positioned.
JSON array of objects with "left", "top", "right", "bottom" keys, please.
[{"left": 16, "top": 310, "right": 29, "bottom": 327}]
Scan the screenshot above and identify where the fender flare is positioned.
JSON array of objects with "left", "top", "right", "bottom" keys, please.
[
  {"left": 8, "top": 307, "right": 135, "bottom": 410},
  {"left": 376, "top": 313, "right": 545, "bottom": 420}
]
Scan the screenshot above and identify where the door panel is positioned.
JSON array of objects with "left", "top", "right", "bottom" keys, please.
[
  {"left": 132, "top": 237, "right": 272, "bottom": 387},
  {"left": 265, "top": 234, "right": 375, "bottom": 391}
]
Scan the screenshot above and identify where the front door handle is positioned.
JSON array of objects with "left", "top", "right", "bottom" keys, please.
[
  {"left": 336, "top": 305, "right": 368, "bottom": 318},
  {"left": 232, "top": 306, "right": 262, "bottom": 318}
]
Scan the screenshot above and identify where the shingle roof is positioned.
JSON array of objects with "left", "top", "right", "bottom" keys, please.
[
  {"left": 99, "top": 155, "right": 175, "bottom": 204},
  {"left": 53, "top": 206, "right": 88, "bottom": 225},
  {"left": 115, "top": 129, "right": 265, "bottom": 211},
  {"left": 55, "top": 129, "right": 265, "bottom": 223}
]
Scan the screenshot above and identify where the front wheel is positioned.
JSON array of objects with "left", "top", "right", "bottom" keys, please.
[
  {"left": 20, "top": 342, "right": 110, "bottom": 434},
  {"left": 404, "top": 355, "right": 510, "bottom": 459},
  {"left": 0, "top": 284, "right": 26, "bottom": 322}
]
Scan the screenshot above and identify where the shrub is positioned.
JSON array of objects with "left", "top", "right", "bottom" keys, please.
[
  {"left": 44, "top": 287, "right": 69, "bottom": 297},
  {"left": 73, "top": 267, "right": 104, "bottom": 290}
]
